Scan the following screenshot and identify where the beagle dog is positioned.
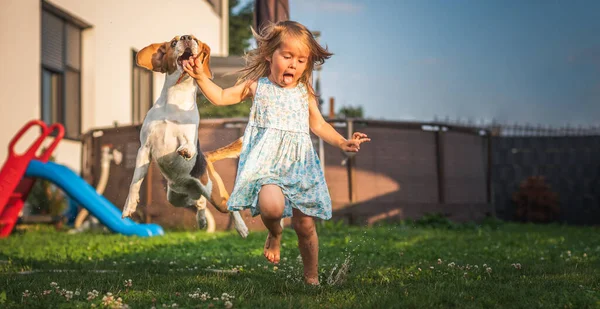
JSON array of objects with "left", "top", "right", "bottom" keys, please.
[{"left": 122, "top": 35, "right": 248, "bottom": 238}]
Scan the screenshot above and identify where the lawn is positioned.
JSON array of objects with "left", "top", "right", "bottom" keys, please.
[{"left": 1, "top": 218, "right": 599, "bottom": 308}]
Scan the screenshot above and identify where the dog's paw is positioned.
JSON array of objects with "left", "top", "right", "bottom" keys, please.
[
  {"left": 122, "top": 197, "right": 138, "bottom": 218},
  {"left": 176, "top": 145, "right": 194, "bottom": 160},
  {"left": 196, "top": 209, "right": 208, "bottom": 229}
]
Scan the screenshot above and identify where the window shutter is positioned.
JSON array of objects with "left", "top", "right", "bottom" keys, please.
[{"left": 42, "top": 11, "right": 64, "bottom": 71}]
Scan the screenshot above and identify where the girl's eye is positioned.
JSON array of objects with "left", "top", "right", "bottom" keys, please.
[
  {"left": 298, "top": 60, "right": 305, "bottom": 63},
  {"left": 284, "top": 56, "right": 291, "bottom": 59}
]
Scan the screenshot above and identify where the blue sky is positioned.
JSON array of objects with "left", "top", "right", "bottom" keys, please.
[{"left": 241, "top": 0, "right": 600, "bottom": 125}]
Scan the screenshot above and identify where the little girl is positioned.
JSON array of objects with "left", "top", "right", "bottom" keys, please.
[{"left": 183, "top": 20, "right": 370, "bottom": 285}]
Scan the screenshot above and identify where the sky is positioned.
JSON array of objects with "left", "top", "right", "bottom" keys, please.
[{"left": 239, "top": 0, "right": 600, "bottom": 126}]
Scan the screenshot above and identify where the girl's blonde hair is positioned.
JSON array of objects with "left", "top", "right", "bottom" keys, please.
[{"left": 237, "top": 20, "right": 333, "bottom": 101}]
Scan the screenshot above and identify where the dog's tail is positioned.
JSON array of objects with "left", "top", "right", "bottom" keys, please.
[{"left": 205, "top": 136, "right": 243, "bottom": 163}]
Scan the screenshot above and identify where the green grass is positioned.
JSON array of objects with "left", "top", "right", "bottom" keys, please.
[{"left": 1, "top": 219, "right": 600, "bottom": 308}]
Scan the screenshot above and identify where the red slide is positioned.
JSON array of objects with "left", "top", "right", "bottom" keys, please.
[{"left": 0, "top": 120, "right": 64, "bottom": 237}]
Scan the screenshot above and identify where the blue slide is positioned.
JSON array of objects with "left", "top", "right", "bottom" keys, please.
[{"left": 25, "top": 160, "right": 164, "bottom": 237}]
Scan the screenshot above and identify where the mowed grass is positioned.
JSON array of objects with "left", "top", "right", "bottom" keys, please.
[{"left": 1, "top": 218, "right": 599, "bottom": 308}]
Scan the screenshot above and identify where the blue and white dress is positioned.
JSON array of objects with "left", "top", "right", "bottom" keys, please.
[{"left": 226, "top": 77, "right": 332, "bottom": 220}]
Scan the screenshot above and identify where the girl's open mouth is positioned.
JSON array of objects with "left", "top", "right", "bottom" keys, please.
[{"left": 283, "top": 73, "right": 294, "bottom": 84}]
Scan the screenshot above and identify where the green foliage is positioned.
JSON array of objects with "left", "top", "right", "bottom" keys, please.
[
  {"left": 198, "top": 95, "right": 252, "bottom": 118},
  {"left": 1, "top": 222, "right": 600, "bottom": 308},
  {"left": 25, "top": 154, "right": 67, "bottom": 216},
  {"left": 338, "top": 105, "right": 364, "bottom": 118},
  {"left": 229, "top": 0, "right": 254, "bottom": 56}
]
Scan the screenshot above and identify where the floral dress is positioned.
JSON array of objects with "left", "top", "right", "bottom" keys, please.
[{"left": 226, "top": 77, "right": 332, "bottom": 220}]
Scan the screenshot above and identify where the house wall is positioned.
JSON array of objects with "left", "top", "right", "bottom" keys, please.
[{"left": 0, "top": 0, "right": 226, "bottom": 174}]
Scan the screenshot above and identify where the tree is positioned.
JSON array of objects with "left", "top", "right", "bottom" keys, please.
[
  {"left": 229, "top": 0, "right": 254, "bottom": 56},
  {"left": 338, "top": 106, "right": 364, "bottom": 118},
  {"left": 198, "top": 0, "right": 254, "bottom": 118}
]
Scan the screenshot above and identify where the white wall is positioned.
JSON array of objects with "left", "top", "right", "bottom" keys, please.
[{"left": 0, "top": 0, "right": 225, "bottom": 173}]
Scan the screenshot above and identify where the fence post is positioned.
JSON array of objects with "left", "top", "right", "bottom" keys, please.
[
  {"left": 434, "top": 129, "right": 445, "bottom": 204},
  {"left": 346, "top": 119, "right": 357, "bottom": 203}
]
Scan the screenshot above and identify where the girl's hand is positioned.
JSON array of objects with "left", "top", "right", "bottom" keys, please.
[
  {"left": 182, "top": 56, "right": 206, "bottom": 79},
  {"left": 339, "top": 132, "right": 371, "bottom": 153}
]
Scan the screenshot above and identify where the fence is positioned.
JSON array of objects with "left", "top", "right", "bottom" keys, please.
[{"left": 81, "top": 118, "right": 493, "bottom": 230}]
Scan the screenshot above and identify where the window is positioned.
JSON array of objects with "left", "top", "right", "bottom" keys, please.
[
  {"left": 41, "top": 2, "right": 89, "bottom": 139},
  {"left": 131, "top": 50, "right": 153, "bottom": 124}
]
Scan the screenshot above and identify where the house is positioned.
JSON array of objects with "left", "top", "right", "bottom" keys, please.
[{"left": 0, "top": 0, "right": 230, "bottom": 174}]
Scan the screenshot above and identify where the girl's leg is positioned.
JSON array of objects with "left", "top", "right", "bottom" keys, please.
[
  {"left": 258, "top": 184, "right": 285, "bottom": 263},
  {"left": 291, "top": 208, "right": 319, "bottom": 285}
]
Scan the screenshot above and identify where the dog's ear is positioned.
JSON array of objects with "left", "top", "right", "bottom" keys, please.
[
  {"left": 136, "top": 42, "right": 169, "bottom": 72},
  {"left": 199, "top": 43, "right": 213, "bottom": 79}
]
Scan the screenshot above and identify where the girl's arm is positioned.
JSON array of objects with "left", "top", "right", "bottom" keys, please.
[
  {"left": 308, "top": 97, "right": 371, "bottom": 152},
  {"left": 183, "top": 57, "right": 256, "bottom": 106}
]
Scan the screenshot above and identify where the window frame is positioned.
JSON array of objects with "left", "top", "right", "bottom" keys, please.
[{"left": 40, "top": 0, "right": 91, "bottom": 140}]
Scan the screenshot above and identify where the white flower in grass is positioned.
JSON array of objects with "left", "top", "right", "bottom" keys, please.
[
  {"left": 75, "top": 289, "right": 80, "bottom": 296},
  {"left": 583, "top": 253, "right": 587, "bottom": 258},
  {"left": 87, "top": 290, "right": 99, "bottom": 301},
  {"left": 447, "top": 262, "right": 455, "bottom": 268},
  {"left": 463, "top": 272, "right": 468, "bottom": 278},
  {"left": 171, "top": 303, "right": 178, "bottom": 308},
  {"left": 483, "top": 264, "right": 487, "bottom": 268},
  {"left": 567, "top": 250, "right": 572, "bottom": 257},
  {"left": 225, "top": 300, "right": 233, "bottom": 308},
  {"left": 429, "top": 266, "right": 434, "bottom": 270},
  {"left": 418, "top": 268, "right": 422, "bottom": 272},
  {"left": 65, "top": 291, "right": 74, "bottom": 301},
  {"left": 50, "top": 282, "right": 58, "bottom": 288},
  {"left": 42, "top": 290, "right": 51, "bottom": 296},
  {"left": 22, "top": 290, "right": 30, "bottom": 298},
  {"left": 437, "top": 258, "right": 442, "bottom": 265},
  {"left": 124, "top": 279, "right": 133, "bottom": 287},
  {"left": 511, "top": 263, "right": 522, "bottom": 270},
  {"left": 486, "top": 267, "right": 492, "bottom": 274}
]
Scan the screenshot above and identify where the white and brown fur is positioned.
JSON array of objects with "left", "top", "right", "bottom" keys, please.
[{"left": 122, "top": 35, "right": 248, "bottom": 238}]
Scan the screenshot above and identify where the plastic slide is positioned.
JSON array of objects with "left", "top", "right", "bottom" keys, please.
[{"left": 25, "top": 160, "right": 164, "bottom": 237}]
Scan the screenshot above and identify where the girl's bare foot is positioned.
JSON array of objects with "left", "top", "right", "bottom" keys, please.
[
  {"left": 305, "top": 277, "right": 320, "bottom": 285},
  {"left": 264, "top": 232, "right": 281, "bottom": 263}
]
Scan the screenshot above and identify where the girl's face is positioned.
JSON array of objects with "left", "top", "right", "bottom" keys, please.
[{"left": 267, "top": 38, "right": 309, "bottom": 88}]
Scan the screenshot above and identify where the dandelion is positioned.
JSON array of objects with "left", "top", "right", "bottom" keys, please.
[
  {"left": 437, "top": 258, "right": 442, "bottom": 265},
  {"left": 50, "top": 282, "right": 58, "bottom": 288},
  {"left": 273, "top": 266, "right": 278, "bottom": 271},
  {"left": 486, "top": 267, "right": 492, "bottom": 274},
  {"left": 511, "top": 263, "right": 522, "bottom": 270},
  {"left": 583, "top": 253, "right": 588, "bottom": 258},
  {"left": 429, "top": 266, "right": 434, "bottom": 270},
  {"left": 483, "top": 264, "right": 487, "bottom": 268},
  {"left": 42, "top": 290, "right": 52, "bottom": 296},
  {"left": 463, "top": 272, "right": 468, "bottom": 278},
  {"left": 22, "top": 290, "right": 30, "bottom": 298},
  {"left": 418, "top": 268, "right": 422, "bottom": 272},
  {"left": 447, "top": 262, "right": 455, "bottom": 268},
  {"left": 225, "top": 300, "right": 233, "bottom": 308}
]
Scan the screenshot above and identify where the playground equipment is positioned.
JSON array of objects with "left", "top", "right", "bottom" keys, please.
[
  {"left": 0, "top": 120, "right": 164, "bottom": 238},
  {"left": 71, "top": 144, "right": 123, "bottom": 233}
]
